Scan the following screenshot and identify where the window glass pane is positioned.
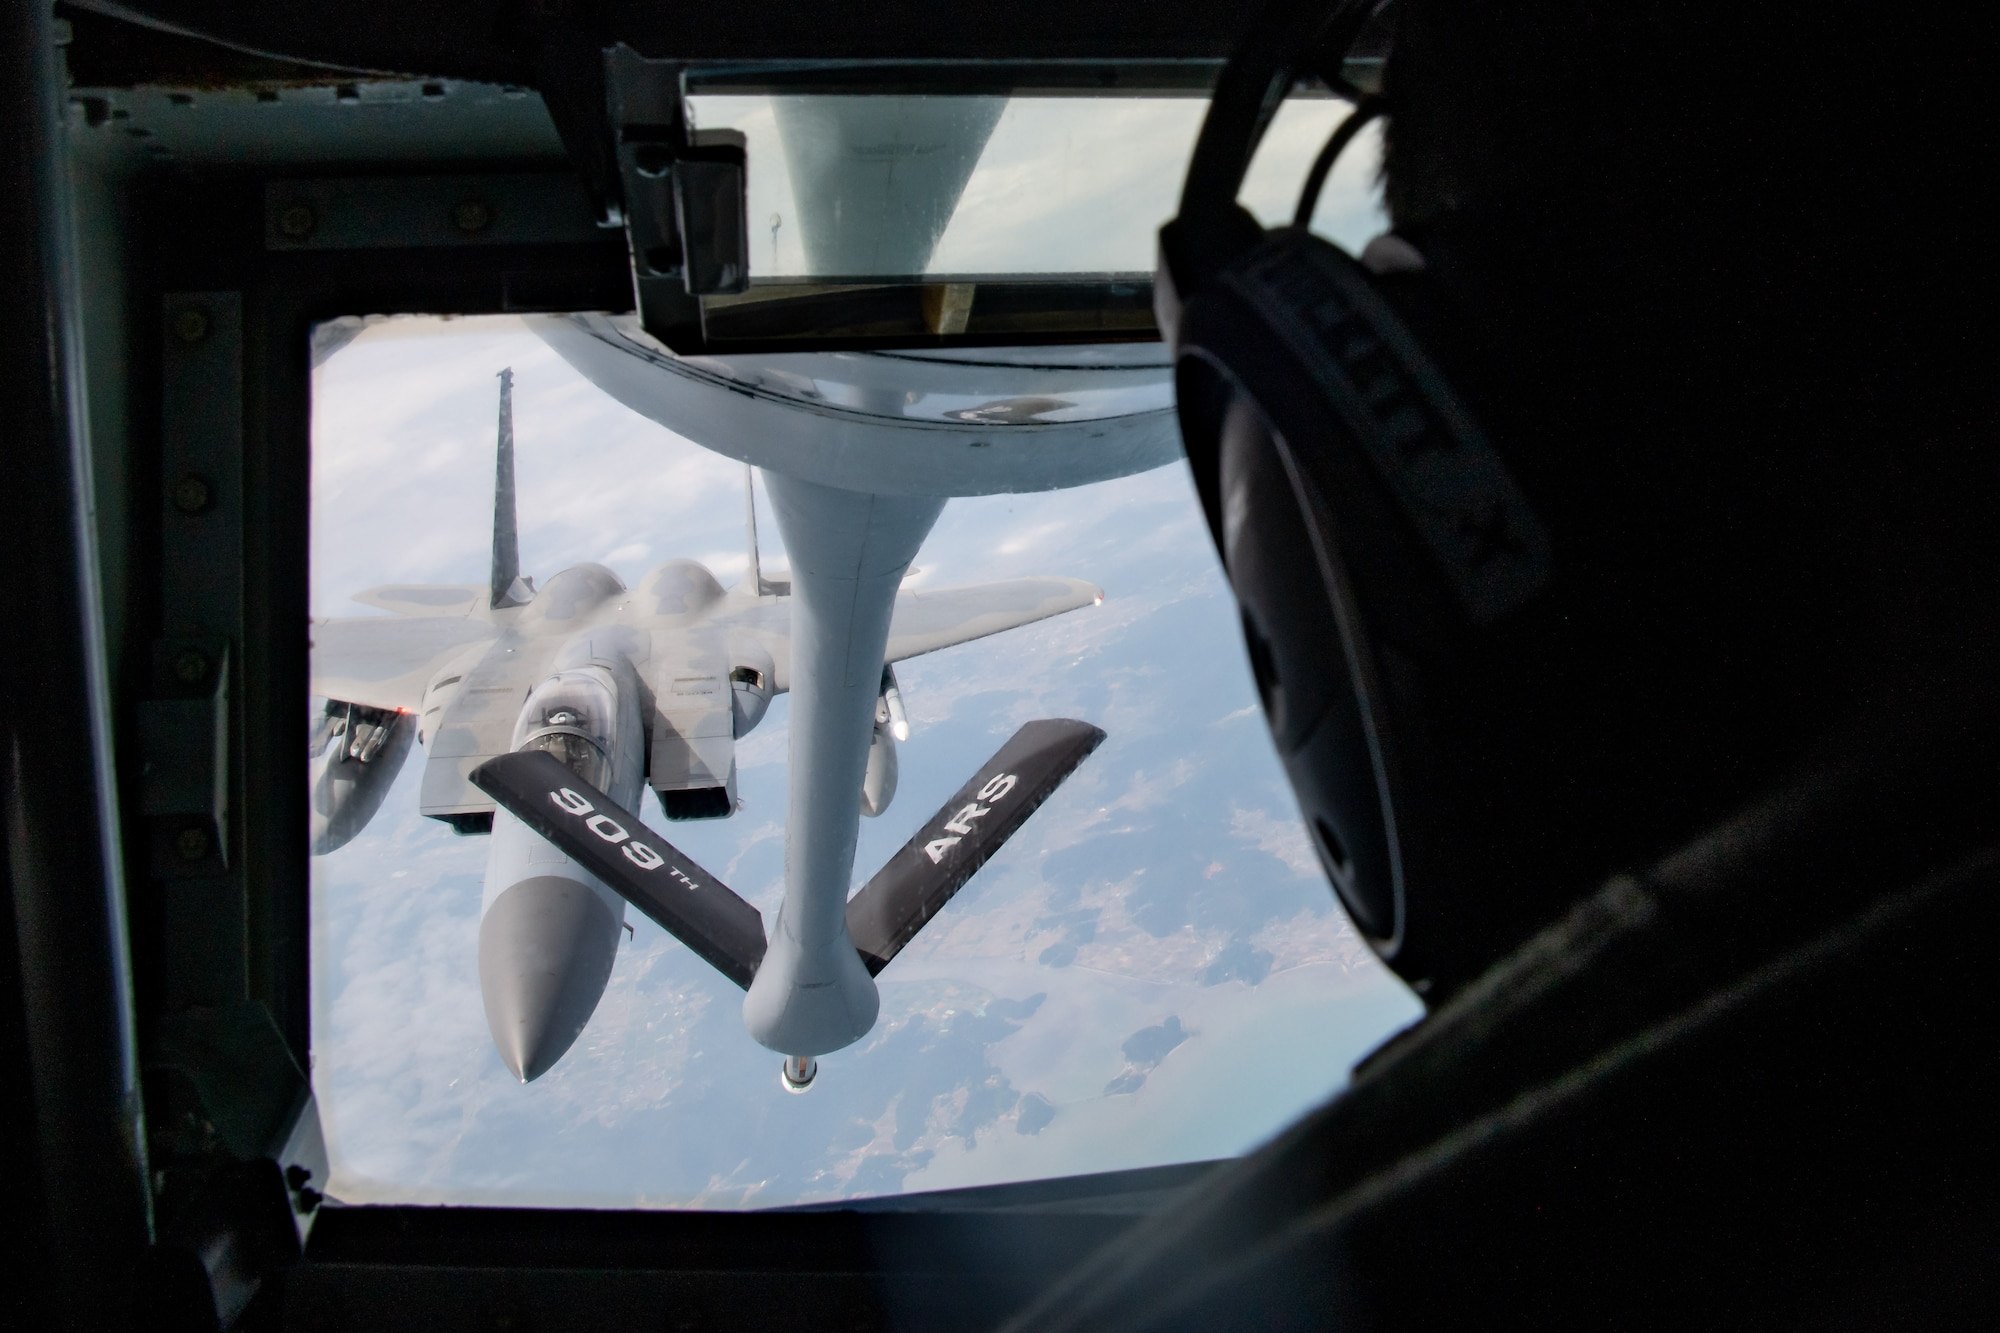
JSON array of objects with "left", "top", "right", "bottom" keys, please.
[
  {"left": 310, "top": 313, "right": 1419, "bottom": 1208},
  {"left": 686, "top": 93, "right": 1388, "bottom": 281},
  {"left": 525, "top": 730, "right": 611, "bottom": 789}
]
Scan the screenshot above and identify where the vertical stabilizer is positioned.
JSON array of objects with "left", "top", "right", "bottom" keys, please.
[
  {"left": 491, "top": 368, "right": 527, "bottom": 607},
  {"left": 744, "top": 464, "right": 764, "bottom": 597}
]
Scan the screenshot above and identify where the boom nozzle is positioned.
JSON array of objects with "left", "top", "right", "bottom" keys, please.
[{"left": 781, "top": 1055, "right": 818, "bottom": 1093}]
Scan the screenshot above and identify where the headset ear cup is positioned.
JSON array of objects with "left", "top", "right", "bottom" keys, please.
[
  {"left": 1179, "top": 228, "right": 1553, "bottom": 996},
  {"left": 1216, "top": 393, "right": 1405, "bottom": 954},
  {"left": 1165, "top": 9, "right": 1567, "bottom": 995},
  {"left": 1198, "top": 231, "right": 1551, "bottom": 644}
]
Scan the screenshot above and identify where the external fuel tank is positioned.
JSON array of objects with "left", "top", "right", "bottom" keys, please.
[{"left": 309, "top": 701, "right": 416, "bottom": 855}]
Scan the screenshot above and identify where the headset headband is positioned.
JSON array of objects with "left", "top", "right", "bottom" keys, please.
[
  {"left": 1162, "top": 0, "right": 1389, "bottom": 331},
  {"left": 1187, "top": 0, "right": 1381, "bottom": 211}
]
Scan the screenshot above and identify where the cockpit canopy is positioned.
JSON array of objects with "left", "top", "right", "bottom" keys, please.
[{"left": 512, "top": 669, "right": 619, "bottom": 789}]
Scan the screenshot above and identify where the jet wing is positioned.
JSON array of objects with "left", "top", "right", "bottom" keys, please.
[
  {"left": 310, "top": 615, "right": 499, "bottom": 712},
  {"left": 734, "top": 578, "right": 1099, "bottom": 694},
  {"left": 881, "top": 577, "right": 1102, "bottom": 665}
]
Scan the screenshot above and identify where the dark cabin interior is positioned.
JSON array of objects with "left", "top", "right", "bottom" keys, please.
[{"left": 3, "top": 2, "right": 1996, "bottom": 1328}]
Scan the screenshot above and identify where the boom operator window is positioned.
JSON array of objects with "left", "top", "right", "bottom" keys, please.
[{"left": 303, "top": 80, "right": 1416, "bottom": 1210}]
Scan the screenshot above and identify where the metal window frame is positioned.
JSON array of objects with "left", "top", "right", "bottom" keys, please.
[{"left": 16, "top": 10, "right": 1251, "bottom": 1321}]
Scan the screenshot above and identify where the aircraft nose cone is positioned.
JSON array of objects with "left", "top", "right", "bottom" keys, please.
[{"left": 478, "top": 874, "right": 622, "bottom": 1081}]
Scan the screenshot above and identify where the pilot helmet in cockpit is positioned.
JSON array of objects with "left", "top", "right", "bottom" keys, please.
[{"left": 513, "top": 670, "right": 618, "bottom": 788}]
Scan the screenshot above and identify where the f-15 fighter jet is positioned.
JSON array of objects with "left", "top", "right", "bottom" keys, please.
[{"left": 310, "top": 368, "right": 1104, "bottom": 1085}]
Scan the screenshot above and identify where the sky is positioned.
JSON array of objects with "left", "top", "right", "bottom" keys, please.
[{"left": 306, "top": 102, "right": 1420, "bottom": 1210}]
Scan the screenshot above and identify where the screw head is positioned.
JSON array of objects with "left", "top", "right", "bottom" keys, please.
[
  {"left": 173, "top": 650, "right": 208, "bottom": 685},
  {"left": 172, "top": 308, "right": 209, "bottom": 343},
  {"left": 453, "top": 199, "right": 492, "bottom": 234},
  {"left": 278, "top": 203, "right": 315, "bottom": 239},
  {"left": 174, "top": 826, "right": 210, "bottom": 862},
  {"left": 171, "top": 474, "right": 211, "bottom": 515}
]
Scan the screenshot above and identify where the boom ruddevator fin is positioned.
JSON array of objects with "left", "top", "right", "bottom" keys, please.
[
  {"left": 473, "top": 720, "right": 1104, "bottom": 992},
  {"left": 846, "top": 718, "right": 1105, "bottom": 975},
  {"left": 470, "top": 750, "right": 767, "bottom": 988}
]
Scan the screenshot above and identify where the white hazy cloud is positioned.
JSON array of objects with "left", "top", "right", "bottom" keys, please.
[{"left": 310, "top": 316, "right": 1418, "bottom": 1210}]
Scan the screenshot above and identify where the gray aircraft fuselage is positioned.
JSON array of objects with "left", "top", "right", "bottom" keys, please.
[
  {"left": 318, "top": 555, "right": 790, "bottom": 1080},
  {"left": 461, "top": 558, "right": 763, "bottom": 1084}
]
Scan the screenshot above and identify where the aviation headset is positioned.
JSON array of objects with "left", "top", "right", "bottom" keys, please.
[{"left": 1160, "top": 0, "right": 1560, "bottom": 996}]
